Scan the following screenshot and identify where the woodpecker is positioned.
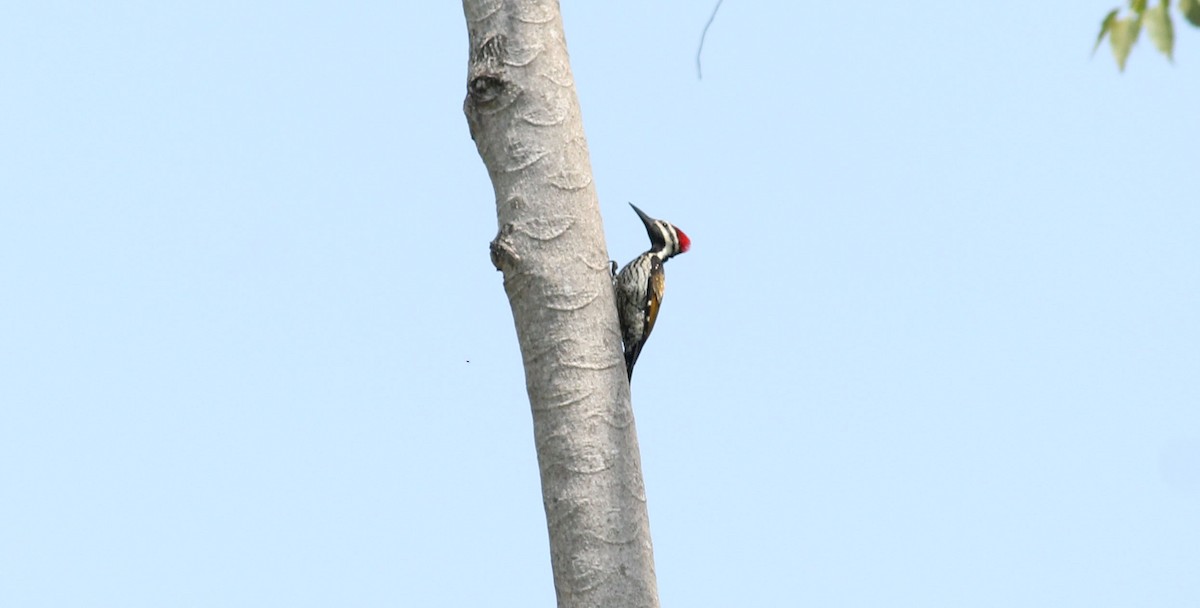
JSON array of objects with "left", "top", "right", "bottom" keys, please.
[{"left": 613, "top": 203, "right": 691, "bottom": 380}]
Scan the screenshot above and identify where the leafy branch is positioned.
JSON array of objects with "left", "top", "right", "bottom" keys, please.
[{"left": 1094, "top": 0, "right": 1200, "bottom": 70}]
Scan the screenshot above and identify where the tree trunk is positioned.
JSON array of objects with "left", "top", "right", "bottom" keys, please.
[{"left": 462, "top": 1, "right": 659, "bottom": 606}]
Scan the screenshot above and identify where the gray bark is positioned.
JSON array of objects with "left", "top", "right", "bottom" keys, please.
[{"left": 462, "top": 1, "right": 659, "bottom": 607}]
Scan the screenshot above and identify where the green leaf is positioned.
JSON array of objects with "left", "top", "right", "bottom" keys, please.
[
  {"left": 1181, "top": 0, "right": 1200, "bottom": 28},
  {"left": 1094, "top": 9, "right": 1120, "bottom": 55},
  {"left": 1109, "top": 16, "right": 1142, "bottom": 71},
  {"left": 1145, "top": 2, "right": 1174, "bottom": 60},
  {"left": 1130, "top": 0, "right": 1148, "bottom": 14}
]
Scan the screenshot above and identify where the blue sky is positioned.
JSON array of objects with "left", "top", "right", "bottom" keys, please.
[{"left": 2, "top": 2, "right": 1198, "bottom": 606}]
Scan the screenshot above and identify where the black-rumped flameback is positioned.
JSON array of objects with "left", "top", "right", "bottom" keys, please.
[{"left": 613, "top": 203, "right": 691, "bottom": 380}]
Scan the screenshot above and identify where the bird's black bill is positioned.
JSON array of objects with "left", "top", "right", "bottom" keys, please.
[{"left": 629, "top": 202, "right": 657, "bottom": 240}]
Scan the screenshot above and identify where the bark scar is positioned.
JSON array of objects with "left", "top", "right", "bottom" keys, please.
[{"left": 490, "top": 223, "right": 520, "bottom": 271}]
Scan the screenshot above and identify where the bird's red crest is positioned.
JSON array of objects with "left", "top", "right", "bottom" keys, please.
[{"left": 676, "top": 228, "right": 691, "bottom": 253}]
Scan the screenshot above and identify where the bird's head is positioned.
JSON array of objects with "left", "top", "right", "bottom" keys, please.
[{"left": 630, "top": 203, "right": 690, "bottom": 260}]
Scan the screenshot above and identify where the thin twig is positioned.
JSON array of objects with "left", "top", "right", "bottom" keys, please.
[{"left": 696, "top": 0, "right": 724, "bottom": 79}]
